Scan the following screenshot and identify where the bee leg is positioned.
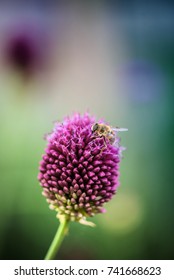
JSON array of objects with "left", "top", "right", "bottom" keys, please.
[{"left": 98, "top": 137, "right": 107, "bottom": 156}]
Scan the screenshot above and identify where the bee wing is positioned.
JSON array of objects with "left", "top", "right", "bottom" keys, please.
[{"left": 113, "top": 127, "right": 128, "bottom": 132}]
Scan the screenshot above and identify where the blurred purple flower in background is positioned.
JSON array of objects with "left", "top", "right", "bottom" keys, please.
[
  {"left": 4, "top": 26, "right": 47, "bottom": 77},
  {"left": 119, "top": 60, "right": 166, "bottom": 103},
  {"left": 0, "top": 3, "right": 62, "bottom": 80},
  {"left": 38, "top": 113, "right": 125, "bottom": 226}
]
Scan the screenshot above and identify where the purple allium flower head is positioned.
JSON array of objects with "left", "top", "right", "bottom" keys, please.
[{"left": 38, "top": 113, "right": 126, "bottom": 226}]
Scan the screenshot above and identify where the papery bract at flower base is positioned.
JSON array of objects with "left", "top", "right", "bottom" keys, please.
[{"left": 38, "top": 113, "right": 125, "bottom": 226}]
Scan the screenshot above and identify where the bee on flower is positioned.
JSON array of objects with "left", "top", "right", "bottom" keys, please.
[{"left": 91, "top": 122, "right": 128, "bottom": 152}]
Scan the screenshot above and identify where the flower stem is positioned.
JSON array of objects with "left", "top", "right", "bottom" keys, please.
[{"left": 44, "top": 219, "right": 69, "bottom": 260}]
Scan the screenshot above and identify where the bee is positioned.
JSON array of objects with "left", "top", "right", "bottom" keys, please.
[{"left": 91, "top": 123, "right": 128, "bottom": 149}]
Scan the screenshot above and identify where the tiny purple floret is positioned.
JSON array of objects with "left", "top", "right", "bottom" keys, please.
[{"left": 38, "top": 112, "right": 126, "bottom": 226}]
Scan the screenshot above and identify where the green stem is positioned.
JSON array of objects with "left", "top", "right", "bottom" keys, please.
[{"left": 44, "top": 219, "right": 69, "bottom": 260}]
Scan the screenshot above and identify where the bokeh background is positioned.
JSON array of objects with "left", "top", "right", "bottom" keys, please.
[{"left": 0, "top": 0, "right": 174, "bottom": 260}]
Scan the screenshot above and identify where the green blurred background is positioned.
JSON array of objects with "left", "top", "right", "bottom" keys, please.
[{"left": 0, "top": 1, "right": 174, "bottom": 260}]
